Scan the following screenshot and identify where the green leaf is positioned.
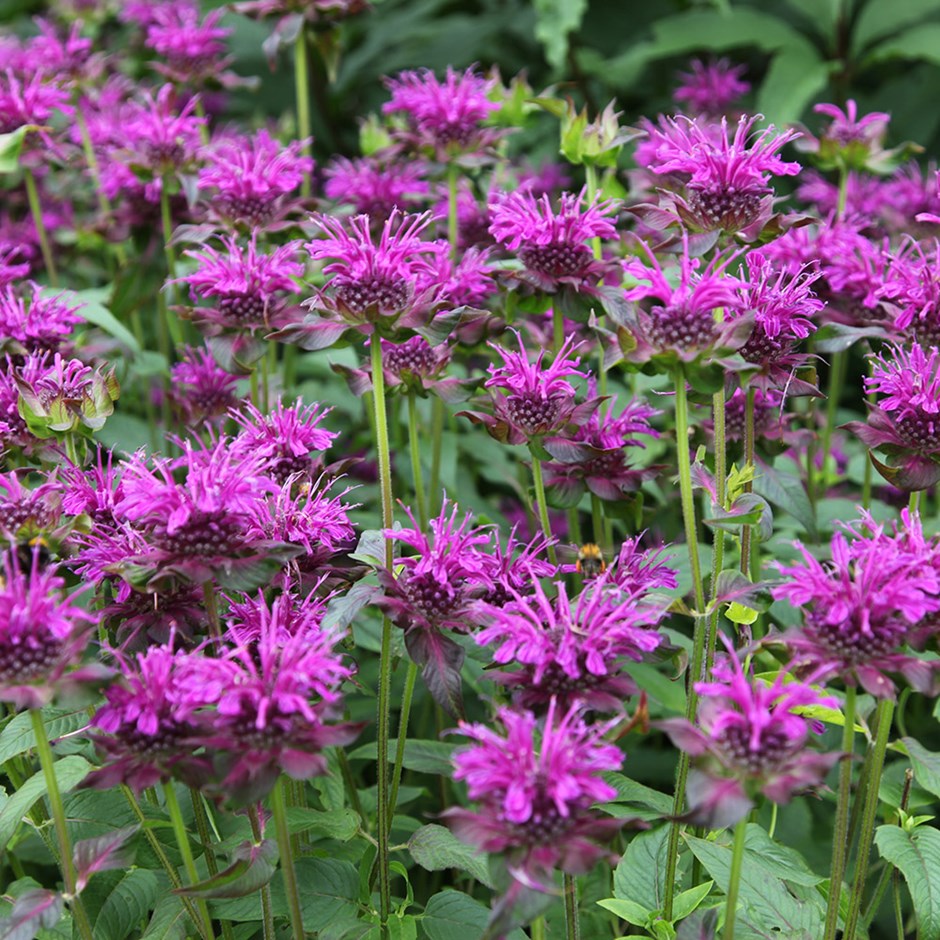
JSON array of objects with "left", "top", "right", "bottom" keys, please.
[
  {"left": 407, "top": 824, "right": 492, "bottom": 887},
  {"left": 865, "top": 22, "right": 940, "bottom": 66},
  {"left": 0, "top": 126, "right": 32, "bottom": 174},
  {"left": 903, "top": 738, "right": 940, "bottom": 802},
  {"left": 421, "top": 890, "right": 527, "bottom": 940},
  {"left": 532, "top": 0, "right": 587, "bottom": 71},
  {"left": 597, "top": 897, "right": 650, "bottom": 926},
  {"left": 348, "top": 739, "right": 456, "bottom": 775},
  {"left": 875, "top": 824, "right": 940, "bottom": 940},
  {"left": 672, "top": 881, "right": 715, "bottom": 921},
  {"left": 623, "top": 662, "right": 686, "bottom": 715},
  {"left": 726, "top": 602, "right": 759, "bottom": 626},
  {"left": 600, "top": 774, "right": 673, "bottom": 816},
  {"left": 0, "top": 756, "right": 91, "bottom": 850},
  {"left": 685, "top": 831, "right": 824, "bottom": 936},
  {"left": 94, "top": 869, "right": 159, "bottom": 940},
  {"left": 756, "top": 47, "right": 830, "bottom": 124},
  {"left": 853, "top": 0, "right": 940, "bottom": 53},
  {"left": 614, "top": 825, "right": 671, "bottom": 912},
  {"left": 140, "top": 896, "right": 190, "bottom": 940},
  {"left": 753, "top": 460, "right": 817, "bottom": 540},
  {"left": 650, "top": 8, "right": 806, "bottom": 56},
  {"left": 0, "top": 708, "right": 87, "bottom": 766},
  {"left": 295, "top": 858, "right": 360, "bottom": 933},
  {"left": 284, "top": 807, "right": 359, "bottom": 842},
  {"left": 43, "top": 288, "right": 141, "bottom": 354}
]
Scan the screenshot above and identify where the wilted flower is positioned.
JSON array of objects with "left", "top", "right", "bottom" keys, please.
[
  {"left": 844, "top": 344, "right": 940, "bottom": 490},
  {"left": 660, "top": 641, "right": 840, "bottom": 827},
  {"left": 488, "top": 189, "right": 619, "bottom": 295},
  {"left": 0, "top": 549, "right": 105, "bottom": 709},
  {"left": 674, "top": 58, "right": 750, "bottom": 117},
  {"left": 475, "top": 574, "right": 667, "bottom": 712},
  {"left": 382, "top": 66, "right": 502, "bottom": 159},
  {"left": 198, "top": 129, "right": 313, "bottom": 227},
  {"left": 444, "top": 700, "right": 624, "bottom": 890},
  {"left": 772, "top": 510, "right": 940, "bottom": 696}
]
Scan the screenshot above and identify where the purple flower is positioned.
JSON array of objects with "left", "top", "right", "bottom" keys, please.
[
  {"left": 279, "top": 211, "right": 442, "bottom": 347},
  {"left": 730, "top": 251, "right": 823, "bottom": 391},
  {"left": 0, "top": 245, "right": 30, "bottom": 286},
  {"left": 382, "top": 66, "right": 502, "bottom": 159},
  {"left": 168, "top": 346, "right": 243, "bottom": 429},
  {"left": 488, "top": 189, "right": 619, "bottom": 293},
  {"left": 673, "top": 58, "right": 750, "bottom": 117},
  {"left": 461, "top": 331, "right": 597, "bottom": 446},
  {"left": 879, "top": 239, "right": 940, "bottom": 347},
  {"left": 796, "top": 169, "right": 888, "bottom": 219},
  {"left": 475, "top": 528, "right": 557, "bottom": 608},
  {"left": 145, "top": 5, "right": 234, "bottom": 85},
  {"left": 772, "top": 510, "right": 940, "bottom": 696},
  {"left": 475, "top": 574, "right": 667, "bottom": 712},
  {"left": 444, "top": 700, "right": 624, "bottom": 890},
  {"left": 112, "top": 439, "right": 289, "bottom": 590},
  {"left": 0, "top": 69, "right": 72, "bottom": 138},
  {"left": 427, "top": 242, "right": 497, "bottom": 308},
  {"left": 231, "top": 398, "right": 336, "bottom": 483},
  {"left": 323, "top": 155, "right": 429, "bottom": 219},
  {"left": 198, "top": 129, "right": 313, "bottom": 227},
  {"left": 186, "top": 590, "right": 358, "bottom": 804},
  {"left": 660, "top": 641, "right": 840, "bottom": 827},
  {"left": 844, "top": 344, "right": 940, "bottom": 490},
  {"left": 0, "top": 283, "right": 83, "bottom": 355},
  {"left": 178, "top": 235, "right": 303, "bottom": 336},
  {"left": 797, "top": 100, "right": 891, "bottom": 173},
  {"left": 378, "top": 501, "right": 495, "bottom": 714},
  {"left": 605, "top": 536, "right": 678, "bottom": 594},
  {"left": 643, "top": 114, "right": 800, "bottom": 234},
  {"left": 619, "top": 240, "right": 746, "bottom": 364},
  {"left": 87, "top": 644, "right": 214, "bottom": 791},
  {"left": 544, "top": 393, "right": 659, "bottom": 504},
  {"left": 0, "top": 550, "right": 104, "bottom": 710}
]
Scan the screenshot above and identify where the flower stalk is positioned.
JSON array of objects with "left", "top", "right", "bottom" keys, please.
[
  {"left": 529, "top": 451, "right": 558, "bottom": 566},
  {"left": 294, "top": 25, "right": 312, "bottom": 198},
  {"left": 23, "top": 167, "right": 57, "bottom": 286},
  {"left": 724, "top": 817, "right": 748, "bottom": 940},
  {"left": 270, "top": 776, "right": 305, "bottom": 940}
]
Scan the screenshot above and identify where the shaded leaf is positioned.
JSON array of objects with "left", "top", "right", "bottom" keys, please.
[
  {"left": 284, "top": 807, "right": 359, "bottom": 842},
  {"left": 533, "top": 0, "right": 587, "bottom": 71},
  {"left": 0, "top": 708, "right": 87, "bottom": 766},
  {"left": 348, "top": 739, "right": 456, "bottom": 776},
  {"left": 140, "top": 896, "right": 190, "bottom": 940},
  {"left": 903, "top": 737, "right": 940, "bottom": 801},
  {"left": 94, "top": 869, "right": 159, "bottom": 940},
  {"left": 408, "top": 824, "right": 492, "bottom": 887},
  {"left": 752, "top": 460, "right": 816, "bottom": 540},
  {"left": 613, "top": 825, "right": 670, "bottom": 912},
  {"left": 875, "top": 824, "right": 940, "bottom": 940},
  {"left": 295, "top": 858, "right": 360, "bottom": 933}
]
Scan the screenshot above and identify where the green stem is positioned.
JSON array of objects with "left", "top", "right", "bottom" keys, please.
[
  {"left": 294, "top": 26, "right": 312, "bottom": 198},
  {"left": 407, "top": 392, "right": 427, "bottom": 527},
  {"left": 23, "top": 167, "right": 58, "bottom": 286},
  {"left": 29, "top": 710, "right": 94, "bottom": 940},
  {"left": 190, "top": 792, "right": 236, "bottom": 940},
  {"left": 909, "top": 490, "right": 922, "bottom": 514},
  {"left": 163, "top": 783, "right": 215, "bottom": 940},
  {"left": 371, "top": 337, "right": 395, "bottom": 935},
  {"left": 389, "top": 661, "right": 419, "bottom": 820},
  {"left": 724, "top": 817, "right": 748, "bottom": 940},
  {"left": 836, "top": 164, "right": 849, "bottom": 220},
  {"left": 566, "top": 507, "right": 582, "bottom": 546},
  {"left": 248, "top": 806, "right": 275, "bottom": 940},
  {"left": 193, "top": 98, "right": 211, "bottom": 147},
  {"left": 820, "top": 351, "right": 847, "bottom": 489},
  {"left": 530, "top": 453, "right": 558, "bottom": 566},
  {"left": 864, "top": 769, "right": 913, "bottom": 932},
  {"left": 337, "top": 748, "right": 364, "bottom": 820},
  {"left": 552, "top": 305, "right": 564, "bottom": 355},
  {"left": 706, "top": 386, "right": 727, "bottom": 675},
  {"left": 283, "top": 344, "right": 298, "bottom": 390},
  {"left": 843, "top": 698, "right": 895, "bottom": 940},
  {"left": 663, "top": 367, "right": 707, "bottom": 920},
  {"left": 563, "top": 873, "right": 580, "bottom": 940},
  {"left": 530, "top": 916, "right": 546, "bottom": 940},
  {"left": 271, "top": 778, "right": 305, "bottom": 940},
  {"left": 823, "top": 686, "right": 857, "bottom": 940},
  {"left": 429, "top": 397, "right": 445, "bottom": 515},
  {"left": 203, "top": 582, "right": 222, "bottom": 640}
]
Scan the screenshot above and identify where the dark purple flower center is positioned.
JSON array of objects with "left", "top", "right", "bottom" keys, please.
[
  {"left": 216, "top": 194, "right": 275, "bottom": 227},
  {"left": 505, "top": 393, "right": 562, "bottom": 435},
  {"left": 648, "top": 304, "right": 717, "bottom": 351},
  {"left": 143, "top": 140, "right": 186, "bottom": 168},
  {"left": 385, "top": 342, "right": 437, "bottom": 379},
  {"left": 0, "top": 631, "right": 61, "bottom": 682},
  {"left": 806, "top": 609, "right": 907, "bottom": 667},
  {"left": 218, "top": 293, "right": 268, "bottom": 325},
  {"left": 582, "top": 449, "right": 629, "bottom": 480},
  {"left": 334, "top": 276, "right": 410, "bottom": 316},
  {"left": 687, "top": 187, "right": 763, "bottom": 232},
  {"left": 908, "top": 315, "right": 940, "bottom": 349},
  {"left": 119, "top": 719, "right": 188, "bottom": 758},
  {"left": 265, "top": 453, "right": 313, "bottom": 484},
  {"left": 896, "top": 411, "right": 940, "bottom": 454},
  {"left": 716, "top": 722, "right": 794, "bottom": 775},
  {"left": 519, "top": 243, "right": 592, "bottom": 280},
  {"left": 740, "top": 327, "right": 793, "bottom": 366},
  {"left": 403, "top": 572, "right": 460, "bottom": 622},
  {"left": 157, "top": 512, "right": 244, "bottom": 557},
  {"left": 505, "top": 789, "right": 576, "bottom": 845}
]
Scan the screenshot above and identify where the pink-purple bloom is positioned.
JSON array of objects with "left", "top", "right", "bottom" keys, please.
[
  {"left": 444, "top": 700, "right": 624, "bottom": 890},
  {"left": 0, "top": 283, "right": 83, "bottom": 355},
  {"left": 323, "top": 156, "right": 429, "bottom": 219},
  {"left": 168, "top": 346, "right": 243, "bottom": 429},
  {"left": 673, "top": 58, "right": 750, "bottom": 117}
]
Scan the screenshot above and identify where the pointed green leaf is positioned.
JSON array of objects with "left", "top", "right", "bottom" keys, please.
[
  {"left": 94, "top": 869, "right": 159, "bottom": 940},
  {"left": 875, "top": 824, "right": 940, "bottom": 940},
  {"left": 408, "top": 824, "right": 492, "bottom": 887},
  {"left": 902, "top": 738, "right": 940, "bottom": 802},
  {"left": 614, "top": 825, "right": 671, "bottom": 912},
  {"left": 0, "top": 708, "right": 87, "bottom": 766},
  {"left": 176, "top": 839, "right": 277, "bottom": 900}
]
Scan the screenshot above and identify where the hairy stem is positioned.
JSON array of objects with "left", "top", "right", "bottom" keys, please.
[
  {"left": 724, "top": 817, "right": 748, "bottom": 940},
  {"left": 563, "top": 873, "right": 580, "bottom": 940},
  {"left": 389, "top": 661, "right": 419, "bottom": 821},
  {"left": 271, "top": 777, "right": 305, "bottom": 940},
  {"left": 294, "top": 26, "right": 312, "bottom": 199},
  {"left": 248, "top": 806, "right": 275, "bottom": 940},
  {"left": 407, "top": 391, "right": 427, "bottom": 527},
  {"left": 530, "top": 452, "right": 558, "bottom": 566},
  {"left": 23, "top": 167, "right": 57, "bottom": 286}
]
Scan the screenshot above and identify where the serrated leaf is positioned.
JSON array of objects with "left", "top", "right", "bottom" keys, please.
[
  {"left": 752, "top": 460, "right": 817, "bottom": 540},
  {"left": 0, "top": 708, "right": 87, "bottom": 766},
  {"left": 614, "top": 825, "right": 671, "bottom": 912},
  {"left": 421, "top": 890, "right": 526, "bottom": 940},
  {"left": 875, "top": 824, "right": 940, "bottom": 940},
  {"left": 600, "top": 773, "right": 673, "bottom": 815},
  {"left": 284, "top": 807, "right": 359, "bottom": 842},
  {"left": 348, "top": 739, "right": 457, "bottom": 775},
  {"left": 295, "top": 858, "right": 360, "bottom": 932},
  {"left": 93, "top": 869, "right": 159, "bottom": 940},
  {"left": 903, "top": 738, "right": 940, "bottom": 801},
  {"left": 0, "top": 756, "right": 91, "bottom": 850},
  {"left": 408, "top": 824, "right": 492, "bottom": 887},
  {"left": 140, "top": 896, "right": 190, "bottom": 940},
  {"left": 673, "top": 881, "right": 715, "bottom": 921},
  {"left": 176, "top": 840, "right": 277, "bottom": 899}
]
